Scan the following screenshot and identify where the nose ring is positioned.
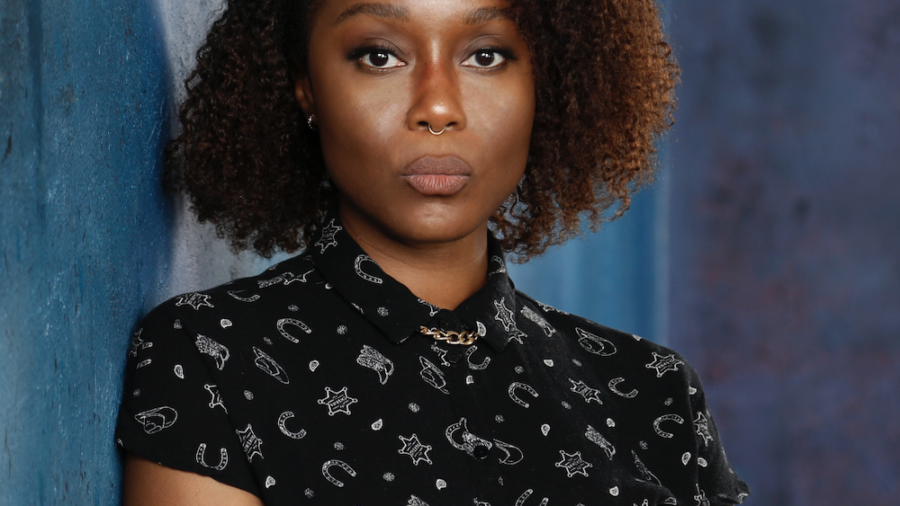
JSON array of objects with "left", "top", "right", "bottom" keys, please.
[{"left": 428, "top": 124, "right": 446, "bottom": 136}]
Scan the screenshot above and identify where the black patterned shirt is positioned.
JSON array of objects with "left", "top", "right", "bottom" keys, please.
[{"left": 116, "top": 211, "right": 750, "bottom": 506}]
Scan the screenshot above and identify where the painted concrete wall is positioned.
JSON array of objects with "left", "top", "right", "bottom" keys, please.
[
  {"left": 0, "top": 0, "right": 171, "bottom": 503},
  {"left": 667, "top": 1, "right": 900, "bottom": 505}
]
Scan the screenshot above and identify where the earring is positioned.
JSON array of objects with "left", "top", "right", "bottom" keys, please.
[{"left": 307, "top": 114, "right": 318, "bottom": 131}]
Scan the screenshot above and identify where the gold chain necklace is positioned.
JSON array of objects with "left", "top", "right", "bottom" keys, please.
[{"left": 419, "top": 326, "right": 480, "bottom": 346}]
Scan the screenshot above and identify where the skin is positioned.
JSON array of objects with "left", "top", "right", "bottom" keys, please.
[{"left": 123, "top": 0, "right": 535, "bottom": 503}]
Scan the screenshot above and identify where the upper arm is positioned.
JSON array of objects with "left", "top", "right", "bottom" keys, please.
[{"left": 123, "top": 454, "right": 264, "bottom": 506}]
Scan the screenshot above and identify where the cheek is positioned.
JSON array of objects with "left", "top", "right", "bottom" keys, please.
[
  {"left": 315, "top": 84, "right": 408, "bottom": 184},
  {"left": 468, "top": 81, "right": 535, "bottom": 176}
]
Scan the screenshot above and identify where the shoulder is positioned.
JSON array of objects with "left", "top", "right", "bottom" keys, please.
[
  {"left": 515, "top": 290, "right": 702, "bottom": 389},
  {"left": 144, "top": 251, "right": 321, "bottom": 331}
]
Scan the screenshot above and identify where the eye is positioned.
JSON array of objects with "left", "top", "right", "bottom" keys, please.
[
  {"left": 356, "top": 48, "right": 404, "bottom": 69},
  {"left": 462, "top": 49, "right": 508, "bottom": 69}
]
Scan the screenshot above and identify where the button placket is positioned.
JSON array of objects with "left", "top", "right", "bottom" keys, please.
[{"left": 441, "top": 346, "right": 507, "bottom": 502}]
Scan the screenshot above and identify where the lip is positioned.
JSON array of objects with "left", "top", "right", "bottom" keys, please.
[{"left": 402, "top": 156, "right": 472, "bottom": 196}]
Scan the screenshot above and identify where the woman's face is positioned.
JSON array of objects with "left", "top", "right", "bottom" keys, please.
[{"left": 297, "top": 0, "right": 535, "bottom": 247}]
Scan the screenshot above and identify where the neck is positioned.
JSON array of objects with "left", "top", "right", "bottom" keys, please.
[{"left": 338, "top": 208, "right": 489, "bottom": 311}]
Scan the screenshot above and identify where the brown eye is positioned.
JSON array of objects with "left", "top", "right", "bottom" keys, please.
[
  {"left": 357, "top": 49, "right": 403, "bottom": 69},
  {"left": 474, "top": 51, "right": 496, "bottom": 67},
  {"left": 368, "top": 51, "right": 390, "bottom": 67},
  {"left": 462, "top": 49, "right": 507, "bottom": 69}
]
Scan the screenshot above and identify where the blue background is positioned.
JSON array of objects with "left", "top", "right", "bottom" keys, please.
[{"left": 1, "top": 0, "right": 898, "bottom": 504}]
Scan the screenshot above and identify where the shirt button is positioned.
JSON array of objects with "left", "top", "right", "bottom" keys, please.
[
  {"left": 445, "top": 349, "right": 464, "bottom": 364},
  {"left": 435, "top": 310, "right": 458, "bottom": 330},
  {"left": 473, "top": 446, "right": 490, "bottom": 460}
]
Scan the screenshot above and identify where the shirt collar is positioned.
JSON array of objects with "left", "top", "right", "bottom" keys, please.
[{"left": 309, "top": 209, "right": 517, "bottom": 352}]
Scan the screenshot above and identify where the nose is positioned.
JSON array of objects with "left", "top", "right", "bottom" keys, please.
[{"left": 406, "top": 59, "right": 466, "bottom": 134}]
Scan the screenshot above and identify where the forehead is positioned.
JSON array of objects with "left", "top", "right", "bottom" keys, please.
[{"left": 314, "top": 0, "right": 514, "bottom": 27}]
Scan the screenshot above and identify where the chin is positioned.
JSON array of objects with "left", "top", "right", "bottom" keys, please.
[{"left": 393, "top": 214, "right": 485, "bottom": 245}]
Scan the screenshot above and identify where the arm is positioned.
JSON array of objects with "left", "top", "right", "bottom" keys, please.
[{"left": 123, "top": 454, "right": 264, "bottom": 506}]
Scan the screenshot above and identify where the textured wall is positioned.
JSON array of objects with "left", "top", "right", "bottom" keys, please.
[
  {"left": 668, "top": 1, "right": 900, "bottom": 504},
  {"left": 0, "top": 0, "right": 171, "bottom": 503}
]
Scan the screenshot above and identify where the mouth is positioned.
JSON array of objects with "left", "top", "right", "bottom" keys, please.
[{"left": 402, "top": 156, "right": 472, "bottom": 196}]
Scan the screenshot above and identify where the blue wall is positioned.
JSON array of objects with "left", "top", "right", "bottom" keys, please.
[
  {"left": 0, "top": 0, "right": 171, "bottom": 503},
  {"left": 667, "top": 1, "right": 900, "bottom": 504}
]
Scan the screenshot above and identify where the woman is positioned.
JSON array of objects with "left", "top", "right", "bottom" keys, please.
[{"left": 117, "top": 0, "right": 750, "bottom": 504}]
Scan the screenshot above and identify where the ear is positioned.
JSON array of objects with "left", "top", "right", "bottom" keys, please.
[{"left": 294, "top": 74, "right": 315, "bottom": 116}]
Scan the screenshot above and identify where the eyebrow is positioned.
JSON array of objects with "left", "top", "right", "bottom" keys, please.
[
  {"left": 333, "top": 4, "right": 513, "bottom": 27},
  {"left": 463, "top": 7, "right": 513, "bottom": 25},
  {"left": 334, "top": 3, "right": 410, "bottom": 25}
]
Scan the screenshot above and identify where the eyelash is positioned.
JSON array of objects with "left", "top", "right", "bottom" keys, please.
[{"left": 347, "top": 45, "right": 518, "bottom": 70}]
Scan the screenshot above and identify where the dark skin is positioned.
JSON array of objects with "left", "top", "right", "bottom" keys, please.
[{"left": 123, "top": 0, "right": 535, "bottom": 502}]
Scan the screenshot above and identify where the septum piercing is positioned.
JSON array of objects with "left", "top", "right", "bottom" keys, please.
[{"left": 428, "top": 124, "right": 446, "bottom": 136}]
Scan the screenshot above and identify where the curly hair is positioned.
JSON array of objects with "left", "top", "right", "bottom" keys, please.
[{"left": 167, "top": 0, "right": 678, "bottom": 260}]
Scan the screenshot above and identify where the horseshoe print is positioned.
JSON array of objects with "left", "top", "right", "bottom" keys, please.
[
  {"left": 277, "top": 411, "right": 307, "bottom": 439},
  {"left": 196, "top": 443, "right": 228, "bottom": 471},
  {"left": 515, "top": 489, "right": 549, "bottom": 506},
  {"left": 464, "top": 345, "right": 491, "bottom": 370},
  {"left": 227, "top": 290, "right": 260, "bottom": 303},
  {"left": 516, "top": 489, "right": 534, "bottom": 506},
  {"left": 608, "top": 377, "right": 639, "bottom": 398},
  {"left": 653, "top": 414, "right": 685, "bottom": 439},
  {"left": 322, "top": 459, "right": 357, "bottom": 487},
  {"left": 276, "top": 318, "right": 312, "bottom": 344},
  {"left": 354, "top": 255, "right": 384, "bottom": 284},
  {"left": 508, "top": 382, "right": 539, "bottom": 408}
]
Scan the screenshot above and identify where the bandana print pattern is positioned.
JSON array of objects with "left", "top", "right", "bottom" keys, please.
[{"left": 116, "top": 210, "right": 749, "bottom": 505}]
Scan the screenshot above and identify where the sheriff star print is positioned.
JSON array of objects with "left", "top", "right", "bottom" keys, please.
[
  {"left": 398, "top": 433, "right": 433, "bottom": 466},
  {"left": 645, "top": 352, "right": 685, "bottom": 378},
  {"left": 235, "top": 424, "right": 264, "bottom": 462},
  {"left": 694, "top": 411, "right": 714, "bottom": 446},
  {"left": 314, "top": 219, "right": 342, "bottom": 253},
  {"left": 175, "top": 292, "right": 214, "bottom": 310},
  {"left": 555, "top": 450, "right": 592, "bottom": 478},
  {"left": 494, "top": 297, "right": 526, "bottom": 344},
  {"left": 129, "top": 329, "right": 152, "bottom": 358},
  {"left": 317, "top": 386, "right": 358, "bottom": 416},
  {"left": 569, "top": 379, "right": 603, "bottom": 404}
]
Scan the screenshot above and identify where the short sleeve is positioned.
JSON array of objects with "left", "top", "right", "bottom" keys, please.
[
  {"left": 115, "top": 304, "right": 261, "bottom": 497},
  {"left": 685, "top": 365, "right": 751, "bottom": 505}
]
